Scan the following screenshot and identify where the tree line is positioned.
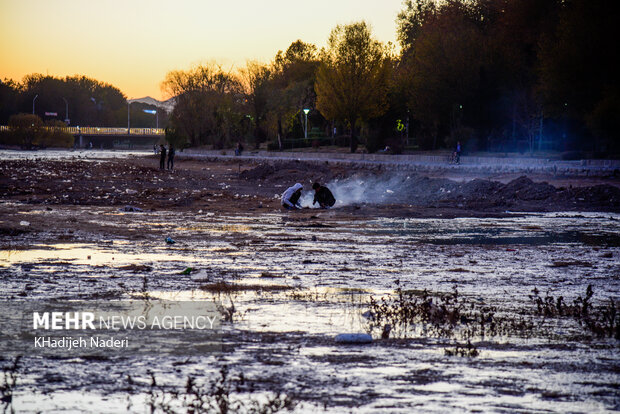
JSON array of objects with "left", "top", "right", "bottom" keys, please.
[
  {"left": 162, "top": 0, "right": 617, "bottom": 155},
  {"left": 394, "top": 0, "right": 617, "bottom": 155},
  {"left": 0, "top": 74, "right": 167, "bottom": 130},
  {"left": 2, "top": 0, "right": 617, "bottom": 155}
]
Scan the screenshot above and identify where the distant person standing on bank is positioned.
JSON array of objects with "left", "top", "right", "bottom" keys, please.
[
  {"left": 167, "top": 145, "right": 175, "bottom": 170},
  {"left": 159, "top": 144, "right": 166, "bottom": 170},
  {"left": 455, "top": 141, "right": 462, "bottom": 164}
]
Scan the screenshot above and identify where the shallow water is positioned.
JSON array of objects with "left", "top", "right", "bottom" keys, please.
[{"left": 1, "top": 208, "right": 619, "bottom": 412}]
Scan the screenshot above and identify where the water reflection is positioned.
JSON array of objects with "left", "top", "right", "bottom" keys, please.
[{"left": 2, "top": 210, "right": 619, "bottom": 412}]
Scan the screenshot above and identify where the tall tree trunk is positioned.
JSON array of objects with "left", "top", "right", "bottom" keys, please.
[
  {"left": 277, "top": 117, "right": 283, "bottom": 150},
  {"left": 350, "top": 127, "right": 358, "bottom": 153},
  {"left": 349, "top": 115, "right": 358, "bottom": 153},
  {"left": 253, "top": 120, "right": 260, "bottom": 149}
]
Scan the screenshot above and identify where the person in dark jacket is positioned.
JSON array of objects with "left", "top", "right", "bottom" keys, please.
[
  {"left": 167, "top": 145, "right": 175, "bottom": 170},
  {"left": 159, "top": 144, "right": 166, "bottom": 170},
  {"left": 312, "top": 182, "right": 336, "bottom": 208}
]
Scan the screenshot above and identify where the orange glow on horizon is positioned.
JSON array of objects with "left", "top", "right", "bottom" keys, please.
[{"left": 1, "top": 0, "right": 402, "bottom": 101}]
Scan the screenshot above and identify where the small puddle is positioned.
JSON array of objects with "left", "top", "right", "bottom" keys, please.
[{"left": 1, "top": 243, "right": 200, "bottom": 267}]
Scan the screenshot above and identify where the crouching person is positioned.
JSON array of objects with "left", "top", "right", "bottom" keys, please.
[
  {"left": 282, "top": 183, "right": 303, "bottom": 210},
  {"left": 312, "top": 182, "right": 336, "bottom": 208}
]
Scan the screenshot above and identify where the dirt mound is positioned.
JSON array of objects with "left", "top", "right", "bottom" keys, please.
[
  {"left": 409, "top": 176, "right": 459, "bottom": 204},
  {"left": 442, "top": 176, "right": 556, "bottom": 204},
  {"left": 240, "top": 160, "right": 332, "bottom": 183},
  {"left": 240, "top": 163, "right": 276, "bottom": 180},
  {"left": 382, "top": 175, "right": 559, "bottom": 207},
  {"left": 496, "top": 176, "right": 556, "bottom": 201},
  {"left": 453, "top": 178, "right": 503, "bottom": 200},
  {"left": 436, "top": 175, "right": 620, "bottom": 210},
  {"left": 395, "top": 174, "right": 619, "bottom": 211}
]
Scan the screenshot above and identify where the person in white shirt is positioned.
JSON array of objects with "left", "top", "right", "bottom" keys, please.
[{"left": 281, "top": 183, "right": 303, "bottom": 210}]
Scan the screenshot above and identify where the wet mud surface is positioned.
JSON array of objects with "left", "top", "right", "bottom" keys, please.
[
  {"left": 2, "top": 153, "right": 620, "bottom": 216},
  {"left": 1, "top": 152, "right": 619, "bottom": 412}
]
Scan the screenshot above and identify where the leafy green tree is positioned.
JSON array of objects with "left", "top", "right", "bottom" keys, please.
[{"left": 315, "top": 22, "right": 391, "bottom": 152}]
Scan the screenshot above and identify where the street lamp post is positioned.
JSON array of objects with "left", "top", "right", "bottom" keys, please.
[
  {"left": 127, "top": 101, "right": 130, "bottom": 134},
  {"left": 32, "top": 94, "right": 38, "bottom": 115},
  {"left": 303, "top": 108, "right": 310, "bottom": 139}
]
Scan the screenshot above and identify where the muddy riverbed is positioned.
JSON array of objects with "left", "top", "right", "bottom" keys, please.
[{"left": 1, "top": 151, "right": 619, "bottom": 413}]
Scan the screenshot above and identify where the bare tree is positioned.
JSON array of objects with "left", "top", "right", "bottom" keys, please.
[{"left": 161, "top": 63, "right": 244, "bottom": 149}]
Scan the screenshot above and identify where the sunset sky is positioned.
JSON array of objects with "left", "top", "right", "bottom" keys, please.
[{"left": 0, "top": 0, "right": 404, "bottom": 101}]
